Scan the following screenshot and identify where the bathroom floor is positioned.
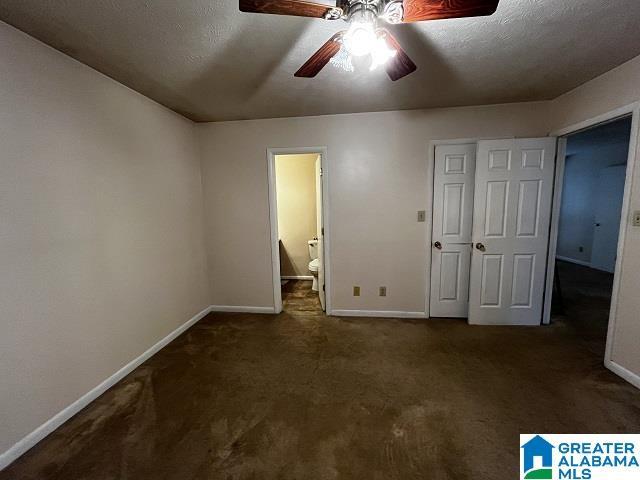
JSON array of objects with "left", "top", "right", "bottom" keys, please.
[{"left": 282, "top": 280, "right": 323, "bottom": 315}]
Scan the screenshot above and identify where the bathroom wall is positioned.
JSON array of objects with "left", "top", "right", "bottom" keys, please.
[
  {"left": 275, "top": 154, "right": 318, "bottom": 277},
  {"left": 0, "top": 22, "right": 209, "bottom": 460},
  {"left": 198, "top": 102, "right": 551, "bottom": 313}
]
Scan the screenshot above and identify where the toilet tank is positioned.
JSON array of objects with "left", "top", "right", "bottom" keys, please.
[{"left": 308, "top": 239, "right": 318, "bottom": 260}]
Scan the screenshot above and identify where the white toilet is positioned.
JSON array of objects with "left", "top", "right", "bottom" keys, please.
[{"left": 308, "top": 239, "right": 320, "bottom": 292}]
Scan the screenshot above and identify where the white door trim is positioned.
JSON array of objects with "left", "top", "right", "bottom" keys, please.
[
  {"left": 267, "top": 147, "right": 332, "bottom": 314},
  {"left": 547, "top": 102, "right": 640, "bottom": 380},
  {"left": 542, "top": 137, "right": 567, "bottom": 325}
]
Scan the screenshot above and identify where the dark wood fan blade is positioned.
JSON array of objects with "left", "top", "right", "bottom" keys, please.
[
  {"left": 295, "top": 32, "right": 343, "bottom": 78},
  {"left": 402, "top": 0, "right": 499, "bottom": 22},
  {"left": 381, "top": 30, "right": 417, "bottom": 81},
  {"left": 240, "top": 0, "right": 342, "bottom": 19}
]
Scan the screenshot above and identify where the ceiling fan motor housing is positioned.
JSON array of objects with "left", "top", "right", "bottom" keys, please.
[{"left": 334, "top": 0, "right": 404, "bottom": 23}]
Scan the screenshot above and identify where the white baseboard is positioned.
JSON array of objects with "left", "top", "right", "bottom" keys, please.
[
  {"left": 605, "top": 358, "right": 640, "bottom": 390},
  {"left": 331, "top": 309, "right": 428, "bottom": 319},
  {"left": 210, "top": 305, "right": 276, "bottom": 314},
  {"left": 589, "top": 265, "right": 616, "bottom": 274},
  {"left": 281, "top": 276, "right": 313, "bottom": 280},
  {"left": 0, "top": 305, "right": 212, "bottom": 472},
  {"left": 556, "top": 255, "right": 592, "bottom": 268}
]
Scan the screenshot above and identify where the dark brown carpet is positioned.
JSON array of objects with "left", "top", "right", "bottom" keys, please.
[{"left": 3, "top": 270, "right": 640, "bottom": 480}]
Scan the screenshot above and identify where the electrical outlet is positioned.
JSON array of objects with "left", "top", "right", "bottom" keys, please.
[
  {"left": 579, "top": 246, "right": 584, "bottom": 253},
  {"left": 379, "top": 286, "right": 387, "bottom": 297},
  {"left": 417, "top": 210, "right": 426, "bottom": 223},
  {"left": 353, "top": 286, "right": 361, "bottom": 297},
  {"left": 634, "top": 211, "right": 640, "bottom": 227}
]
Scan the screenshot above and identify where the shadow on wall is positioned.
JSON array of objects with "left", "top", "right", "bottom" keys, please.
[
  {"left": 185, "top": 15, "right": 311, "bottom": 121},
  {"left": 279, "top": 240, "right": 297, "bottom": 277}
]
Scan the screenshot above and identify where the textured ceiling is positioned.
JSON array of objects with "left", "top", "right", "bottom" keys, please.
[{"left": 2, "top": 0, "right": 640, "bottom": 122}]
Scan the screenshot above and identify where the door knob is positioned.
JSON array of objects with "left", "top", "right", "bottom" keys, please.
[
  {"left": 475, "top": 243, "right": 486, "bottom": 251},
  {"left": 434, "top": 241, "right": 442, "bottom": 250}
]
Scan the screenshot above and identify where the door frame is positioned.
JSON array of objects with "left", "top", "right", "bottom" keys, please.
[
  {"left": 267, "top": 146, "right": 332, "bottom": 314},
  {"left": 545, "top": 102, "right": 640, "bottom": 379}
]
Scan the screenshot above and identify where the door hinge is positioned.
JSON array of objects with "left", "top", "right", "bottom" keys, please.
[
  {"left": 322, "top": 284, "right": 325, "bottom": 292},
  {"left": 321, "top": 227, "right": 324, "bottom": 236}
]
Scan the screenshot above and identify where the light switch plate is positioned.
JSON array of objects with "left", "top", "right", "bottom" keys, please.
[
  {"left": 633, "top": 211, "right": 640, "bottom": 227},
  {"left": 417, "top": 210, "right": 426, "bottom": 222}
]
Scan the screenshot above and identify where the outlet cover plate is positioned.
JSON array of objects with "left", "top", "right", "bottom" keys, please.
[
  {"left": 353, "top": 286, "right": 361, "bottom": 297},
  {"left": 634, "top": 211, "right": 640, "bottom": 227},
  {"left": 379, "top": 287, "right": 387, "bottom": 297}
]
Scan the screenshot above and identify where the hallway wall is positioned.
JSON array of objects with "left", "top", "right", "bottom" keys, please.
[{"left": 557, "top": 143, "right": 629, "bottom": 266}]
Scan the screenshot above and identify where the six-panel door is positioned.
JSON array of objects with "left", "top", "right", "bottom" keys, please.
[
  {"left": 468, "top": 138, "right": 557, "bottom": 325},
  {"left": 430, "top": 144, "right": 476, "bottom": 318}
]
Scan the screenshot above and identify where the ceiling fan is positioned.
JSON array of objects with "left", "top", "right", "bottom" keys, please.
[{"left": 239, "top": 0, "right": 500, "bottom": 80}]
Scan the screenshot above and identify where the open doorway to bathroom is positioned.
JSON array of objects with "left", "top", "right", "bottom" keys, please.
[
  {"left": 268, "top": 149, "right": 329, "bottom": 315},
  {"left": 550, "top": 115, "right": 633, "bottom": 351}
]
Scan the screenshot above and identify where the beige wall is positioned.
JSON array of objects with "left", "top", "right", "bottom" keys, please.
[
  {"left": 275, "top": 154, "right": 318, "bottom": 277},
  {"left": 549, "top": 55, "right": 640, "bottom": 379},
  {"left": 198, "top": 103, "right": 551, "bottom": 312},
  {"left": 0, "top": 22, "right": 209, "bottom": 456}
]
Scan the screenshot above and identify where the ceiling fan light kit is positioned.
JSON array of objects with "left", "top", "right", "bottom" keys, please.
[
  {"left": 239, "top": 0, "right": 500, "bottom": 80},
  {"left": 343, "top": 14, "right": 377, "bottom": 57}
]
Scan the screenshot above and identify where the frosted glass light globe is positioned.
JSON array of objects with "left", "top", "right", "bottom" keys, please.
[
  {"left": 370, "top": 37, "right": 397, "bottom": 71},
  {"left": 344, "top": 21, "right": 377, "bottom": 57}
]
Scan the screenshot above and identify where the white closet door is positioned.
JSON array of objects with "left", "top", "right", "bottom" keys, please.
[
  {"left": 430, "top": 144, "right": 476, "bottom": 318},
  {"left": 469, "top": 138, "right": 557, "bottom": 325}
]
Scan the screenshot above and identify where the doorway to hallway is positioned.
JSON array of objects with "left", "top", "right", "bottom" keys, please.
[{"left": 551, "top": 116, "right": 633, "bottom": 347}]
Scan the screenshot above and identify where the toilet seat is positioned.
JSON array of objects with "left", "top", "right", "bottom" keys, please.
[{"left": 308, "top": 258, "right": 320, "bottom": 272}]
